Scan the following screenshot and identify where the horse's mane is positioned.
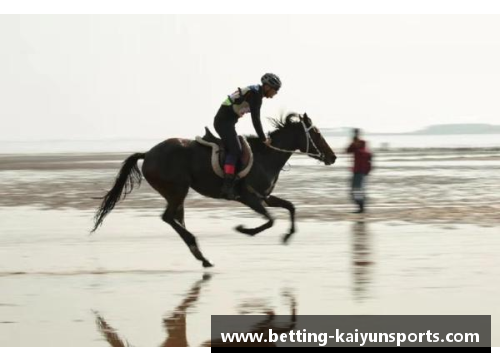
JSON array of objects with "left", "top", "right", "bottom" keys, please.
[
  {"left": 244, "top": 113, "right": 301, "bottom": 152},
  {"left": 267, "top": 112, "right": 301, "bottom": 132}
]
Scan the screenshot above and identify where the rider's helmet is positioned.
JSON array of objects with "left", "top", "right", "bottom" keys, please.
[{"left": 261, "top": 73, "right": 282, "bottom": 91}]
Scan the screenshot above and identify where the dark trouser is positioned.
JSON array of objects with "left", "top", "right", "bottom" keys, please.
[
  {"left": 351, "top": 172, "right": 367, "bottom": 207},
  {"left": 214, "top": 106, "right": 242, "bottom": 175}
]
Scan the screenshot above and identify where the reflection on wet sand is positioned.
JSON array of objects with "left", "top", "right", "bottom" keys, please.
[
  {"left": 1, "top": 206, "right": 499, "bottom": 346},
  {"left": 94, "top": 274, "right": 297, "bottom": 347},
  {"left": 351, "top": 221, "right": 373, "bottom": 301},
  {"left": 94, "top": 273, "right": 212, "bottom": 347}
]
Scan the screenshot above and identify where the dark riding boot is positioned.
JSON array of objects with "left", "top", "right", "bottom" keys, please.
[{"left": 220, "top": 174, "right": 237, "bottom": 200}]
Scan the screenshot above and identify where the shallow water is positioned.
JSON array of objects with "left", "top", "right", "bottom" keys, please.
[{"left": 0, "top": 207, "right": 499, "bottom": 346}]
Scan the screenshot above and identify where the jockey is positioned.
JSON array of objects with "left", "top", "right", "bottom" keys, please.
[{"left": 214, "top": 73, "right": 282, "bottom": 200}]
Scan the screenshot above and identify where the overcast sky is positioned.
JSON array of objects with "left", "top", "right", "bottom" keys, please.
[{"left": 1, "top": 15, "right": 500, "bottom": 140}]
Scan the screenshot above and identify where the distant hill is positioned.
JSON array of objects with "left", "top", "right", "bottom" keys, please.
[{"left": 322, "top": 123, "right": 500, "bottom": 136}]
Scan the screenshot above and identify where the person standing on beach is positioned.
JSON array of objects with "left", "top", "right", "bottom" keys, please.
[{"left": 346, "top": 128, "right": 372, "bottom": 213}]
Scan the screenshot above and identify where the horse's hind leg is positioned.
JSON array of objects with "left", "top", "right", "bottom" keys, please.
[
  {"left": 159, "top": 184, "right": 213, "bottom": 268},
  {"left": 235, "top": 189, "right": 275, "bottom": 236},
  {"left": 264, "top": 195, "right": 296, "bottom": 243}
]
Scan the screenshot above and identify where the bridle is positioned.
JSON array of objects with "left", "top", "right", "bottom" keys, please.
[
  {"left": 267, "top": 118, "right": 325, "bottom": 161},
  {"left": 302, "top": 120, "right": 323, "bottom": 158}
]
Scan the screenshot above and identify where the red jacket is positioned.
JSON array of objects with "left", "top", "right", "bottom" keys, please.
[{"left": 347, "top": 140, "right": 372, "bottom": 174}]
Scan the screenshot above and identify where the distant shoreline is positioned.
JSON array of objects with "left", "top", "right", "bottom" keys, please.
[{"left": 323, "top": 123, "right": 500, "bottom": 136}]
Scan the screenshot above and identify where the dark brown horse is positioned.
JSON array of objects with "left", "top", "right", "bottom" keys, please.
[{"left": 92, "top": 113, "right": 336, "bottom": 267}]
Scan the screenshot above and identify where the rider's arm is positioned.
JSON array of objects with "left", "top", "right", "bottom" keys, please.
[{"left": 248, "top": 92, "right": 266, "bottom": 142}]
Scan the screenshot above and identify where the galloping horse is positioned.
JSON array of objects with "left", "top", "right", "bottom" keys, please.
[{"left": 92, "top": 113, "right": 336, "bottom": 267}]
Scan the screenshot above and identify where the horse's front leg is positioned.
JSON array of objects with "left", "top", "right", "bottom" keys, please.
[
  {"left": 235, "top": 189, "right": 274, "bottom": 236},
  {"left": 264, "top": 195, "right": 296, "bottom": 243}
]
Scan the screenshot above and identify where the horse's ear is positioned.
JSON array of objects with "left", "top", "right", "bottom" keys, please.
[{"left": 303, "top": 112, "right": 312, "bottom": 126}]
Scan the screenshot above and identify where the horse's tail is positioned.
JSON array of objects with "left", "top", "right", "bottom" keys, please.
[{"left": 91, "top": 152, "right": 146, "bottom": 232}]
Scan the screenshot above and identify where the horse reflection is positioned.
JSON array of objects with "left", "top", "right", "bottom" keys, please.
[
  {"left": 94, "top": 274, "right": 296, "bottom": 347},
  {"left": 351, "top": 221, "right": 374, "bottom": 301},
  {"left": 206, "top": 290, "right": 296, "bottom": 347}
]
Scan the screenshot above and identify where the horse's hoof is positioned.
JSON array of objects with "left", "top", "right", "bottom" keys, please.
[
  {"left": 202, "top": 260, "right": 214, "bottom": 268},
  {"left": 282, "top": 233, "right": 293, "bottom": 244}
]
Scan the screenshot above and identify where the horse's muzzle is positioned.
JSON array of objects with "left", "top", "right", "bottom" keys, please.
[{"left": 324, "top": 154, "right": 337, "bottom": 166}]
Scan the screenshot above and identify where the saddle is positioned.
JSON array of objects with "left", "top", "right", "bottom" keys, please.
[{"left": 195, "top": 127, "right": 253, "bottom": 179}]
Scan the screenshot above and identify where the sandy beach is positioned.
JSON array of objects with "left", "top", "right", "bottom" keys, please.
[{"left": 0, "top": 152, "right": 499, "bottom": 346}]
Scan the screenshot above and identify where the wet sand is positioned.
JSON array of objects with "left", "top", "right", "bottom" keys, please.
[
  {"left": 0, "top": 153, "right": 499, "bottom": 346},
  {"left": 1, "top": 153, "right": 500, "bottom": 225},
  {"left": 0, "top": 208, "right": 499, "bottom": 346}
]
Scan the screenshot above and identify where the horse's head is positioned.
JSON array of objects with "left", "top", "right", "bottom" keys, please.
[{"left": 297, "top": 113, "right": 336, "bottom": 165}]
